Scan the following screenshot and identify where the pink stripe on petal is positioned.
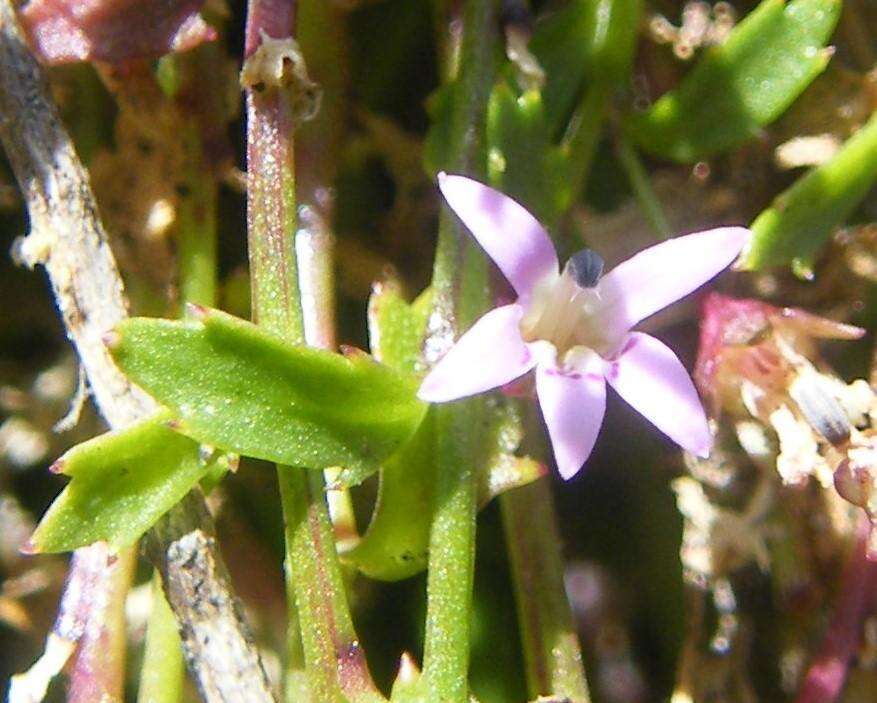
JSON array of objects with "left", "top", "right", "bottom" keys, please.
[
  {"left": 604, "top": 332, "right": 711, "bottom": 457},
  {"left": 597, "top": 227, "right": 750, "bottom": 331},
  {"left": 418, "top": 304, "right": 535, "bottom": 403},
  {"left": 535, "top": 357, "right": 606, "bottom": 480},
  {"left": 438, "top": 173, "right": 559, "bottom": 299}
]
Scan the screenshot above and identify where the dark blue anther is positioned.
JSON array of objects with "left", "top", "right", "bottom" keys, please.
[{"left": 566, "top": 248, "right": 604, "bottom": 288}]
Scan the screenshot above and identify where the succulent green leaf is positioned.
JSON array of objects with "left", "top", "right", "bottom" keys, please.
[
  {"left": 487, "top": 85, "right": 569, "bottom": 228},
  {"left": 476, "top": 398, "right": 545, "bottom": 509},
  {"left": 367, "top": 280, "right": 432, "bottom": 374},
  {"left": 741, "top": 112, "right": 877, "bottom": 275},
  {"left": 345, "top": 282, "right": 433, "bottom": 580},
  {"left": 624, "top": 0, "right": 841, "bottom": 162},
  {"left": 110, "top": 308, "right": 427, "bottom": 485},
  {"left": 478, "top": 454, "right": 545, "bottom": 510},
  {"left": 343, "top": 411, "right": 436, "bottom": 581},
  {"left": 531, "top": 0, "right": 641, "bottom": 138},
  {"left": 423, "top": 83, "right": 456, "bottom": 176},
  {"left": 30, "top": 412, "right": 209, "bottom": 553}
]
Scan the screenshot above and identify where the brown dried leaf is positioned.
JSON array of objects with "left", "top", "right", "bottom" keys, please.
[{"left": 19, "top": 0, "right": 216, "bottom": 65}]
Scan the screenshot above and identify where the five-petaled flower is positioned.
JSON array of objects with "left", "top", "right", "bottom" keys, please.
[{"left": 418, "top": 173, "right": 750, "bottom": 479}]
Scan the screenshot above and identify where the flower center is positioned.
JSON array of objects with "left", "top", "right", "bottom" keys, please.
[{"left": 519, "top": 248, "right": 620, "bottom": 360}]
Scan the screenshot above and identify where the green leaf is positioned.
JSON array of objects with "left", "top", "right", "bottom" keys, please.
[
  {"left": 486, "top": 85, "right": 569, "bottom": 228},
  {"left": 367, "top": 280, "right": 432, "bottom": 374},
  {"left": 344, "top": 282, "right": 433, "bottom": 580},
  {"left": 343, "top": 411, "right": 436, "bottom": 581},
  {"left": 110, "top": 307, "right": 427, "bottom": 486},
  {"left": 741, "top": 111, "right": 877, "bottom": 275},
  {"left": 30, "top": 413, "right": 209, "bottom": 553},
  {"left": 531, "top": 0, "right": 642, "bottom": 138},
  {"left": 476, "top": 397, "right": 545, "bottom": 509},
  {"left": 624, "top": 0, "right": 841, "bottom": 162},
  {"left": 423, "top": 83, "right": 456, "bottom": 176}
]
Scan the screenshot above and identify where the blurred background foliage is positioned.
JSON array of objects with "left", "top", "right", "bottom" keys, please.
[{"left": 1, "top": 0, "right": 876, "bottom": 700}]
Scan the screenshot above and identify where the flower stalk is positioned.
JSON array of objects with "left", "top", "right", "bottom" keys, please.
[
  {"left": 243, "top": 2, "right": 378, "bottom": 699},
  {"left": 500, "top": 478, "right": 590, "bottom": 701},
  {"left": 421, "top": 1, "right": 500, "bottom": 700}
]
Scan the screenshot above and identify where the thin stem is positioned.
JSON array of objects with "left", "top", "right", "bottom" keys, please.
[
  {"left": 245, "top": 7, "right": 304, "bottom": 343},
  {"left": 244, "top": 3, "right": 379, "bottom": 700},
  {"left": 500, "top": 480, "right": 590, "bottom": 702},
  {"left": 615, "top": 133, "right": 672, "bottom": 239},
  {"left": 279, "top": 470, "right": 384, "bottom": 702},
  {"left": 138, "top": 576, "right": 185, "bottom": 703},
  {"left": 177, "top": 126, "right": 218, "bottom": 311},
  {"left": 794, "top": 516, "right": 877, "bottom": 703},
  {"left": 295, "top": 210, "right": 358, "bottom": 546},
  {"left": 422, "top": 1, "right": 500, "bottom": 700},
  {"left": 563, "top": 81, "right": 611, "bottom": 207},
  {"left": 67, "top": 546, "right": 137, "bottom": 703}
]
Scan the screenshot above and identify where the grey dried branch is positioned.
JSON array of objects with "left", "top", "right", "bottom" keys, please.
[
  {"left": 146, "top": 492, "right": 276, "bottom": 703},
  {"left": 0, "top": 2, "right": 274, "bottom": 701}
]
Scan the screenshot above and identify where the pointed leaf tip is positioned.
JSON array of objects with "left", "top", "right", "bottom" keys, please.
[
  {"left": 30, "top": 414, "right": 211, "bottom": 553},
  {"left": 186, "top": 302, "right": 209, "bottom": 320},
  {"left": 102, "top": 330, "right": 121, "bottom": 349}
]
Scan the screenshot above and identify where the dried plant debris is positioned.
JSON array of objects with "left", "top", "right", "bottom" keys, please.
[
  {"left": 773, "top": 66, "right": 877, "bottom": 169},
  {"left": 18, "top": 0, "right": 216, "bottom": 65},
  {"left": 670, "top": 291, "right": 877, "bottom": 698},
  {"left": 240, "top": 32, "right": 321, "bottom": 125},
  {"left": 649, "top": 1, "right": 737, "bottom": 60},
  {"left": 0, "top": 356, "right": 96, "bottom": 470}
]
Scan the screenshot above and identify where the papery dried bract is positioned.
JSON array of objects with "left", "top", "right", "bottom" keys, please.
[{"left": 19, "top": 0, "right": 216, "bottom": 64}]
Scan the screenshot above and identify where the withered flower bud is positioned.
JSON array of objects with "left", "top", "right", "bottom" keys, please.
[
  {"left": 695, "top": 293, "right": 864, "bottom": 423},
  {"left": 695, "top": 293, "right": 865, "bottom": 488},
  {"left": 834, "top": 458, "right": 874, "bottom": 509},
  {"left": 19, "top": 0, "right": 216, "bottom": 65},
  {"left": 789, "top": 370, "right": 851, "bottom": 446}
]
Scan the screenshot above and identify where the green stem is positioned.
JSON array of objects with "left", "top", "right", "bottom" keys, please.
[
  {"left": 563, "top": 81, "right": 612, "bottom": 206},
  {"left": 137, "top": 576, "right": 185, "bottom": 703},
  {"left": 500, "top": 480, "right": 590, "bottom": 702},
  {"left": 177, "top": 127, "right": 218, "bottom": 312},
  {"left": 616, "top": 133, "right": 672, "bottom": 239},
  {"left": 422, "top": 1, "right": 500, "bottom": 700},
  {"left": 296, "top": 212, "right": 359, "bottom": 547},
  {"left": 279, "top": 469, "right": 383, "bottom": 702},
  {"left": 244, "top": 4, "right": 379, "bottom": 700}
]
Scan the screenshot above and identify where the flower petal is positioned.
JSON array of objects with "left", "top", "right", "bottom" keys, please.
[
  {"left": 438, "top": 173, "right": 559, "bottom": 299},
  {"left": 535, "top": 354, "right": 606, "bottom": 480},
  {"left": 418, "top": 305, "right": 535, "bottom": 402},
  {"left": 604, "top": 332, "right": 711, "bottom": 457},
  {"left": 597, "top": 227, "right": 750, "bottom": 333}
]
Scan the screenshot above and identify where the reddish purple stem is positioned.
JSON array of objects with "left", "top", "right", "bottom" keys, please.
[
  {"left": 794, "top": 516, "right": 877, "bottom": 703},
  {"left": 245, "top": 0, "right": 295, "bottom": 55}
]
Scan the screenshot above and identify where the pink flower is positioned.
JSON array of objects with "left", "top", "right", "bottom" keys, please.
[{"left": 419, "top": 173, "right": 750, "bottom": 479}]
